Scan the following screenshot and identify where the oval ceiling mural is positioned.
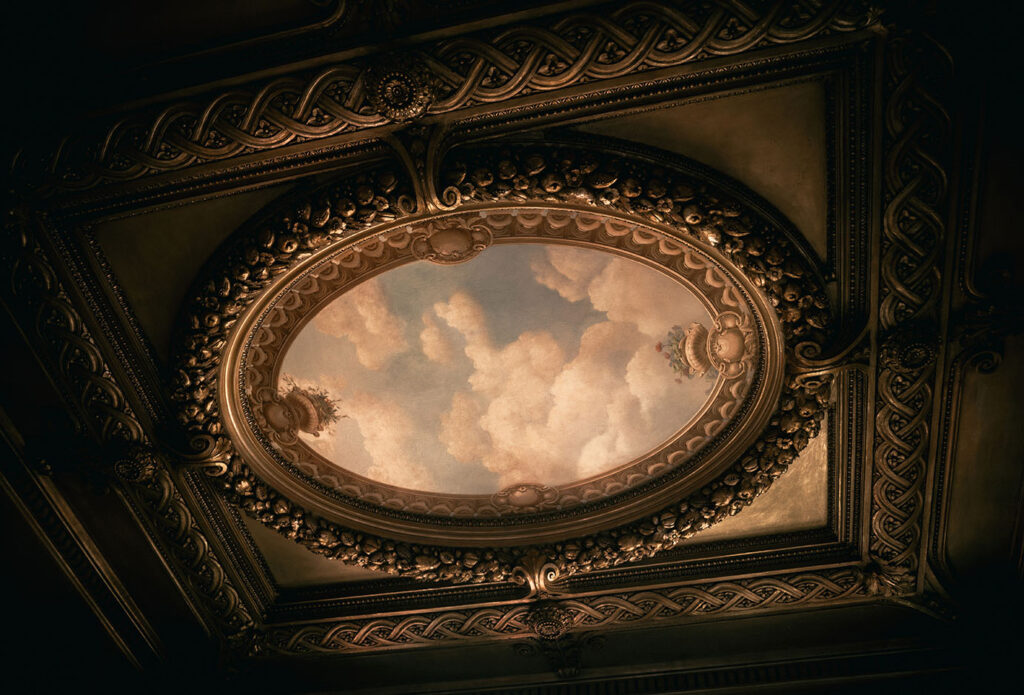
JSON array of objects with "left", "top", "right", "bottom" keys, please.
[
  {"left": 224, "top": 206, "right": 781, "bottom": 545},
  {"left": 277, "top": 243, "right": 719, "bottom": 496}
]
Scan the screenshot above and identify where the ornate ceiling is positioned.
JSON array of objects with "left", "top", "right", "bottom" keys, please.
[{"left": 1, "top": 1, "right": 1022, "bottom": 692}]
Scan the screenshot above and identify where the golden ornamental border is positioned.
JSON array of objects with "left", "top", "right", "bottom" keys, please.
[{"left": 11, "top": 0, "right": 875, "bottom": 196}]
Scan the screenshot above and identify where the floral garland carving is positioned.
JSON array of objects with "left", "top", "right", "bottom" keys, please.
[
  {"left": 261, "top": 568, "right": 864, "bottom": 653},
  {"left": 172, "top": 140, "right": 833, "bottom": 585},
  {"left": 13, "top": 0, "right": 877, "bottom": 192}
]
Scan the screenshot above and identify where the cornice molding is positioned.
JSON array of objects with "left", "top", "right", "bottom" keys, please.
[
  {"left": 0, "top": 214, "right": 258, "bottom": 650},
  {"left": 927, "top": 108, "right": 1024, "bottom": 591},
  {"left": 0, "top": 413, "right": 163, "bottom": 669},
  {"left": 260, "top": 567, "right": 866, "bottom": 654},
  {"left": 112, "top": 446, "right": 257, "bottom": 645},
  {"left": 0, "top": 211, "right": 146, "bottom": 444},
  {"left": 870, "top": 23, "right": 954, "bottom": 586},
  {"left": 11, "top": 1, "right": 878, "bottom": 197}
]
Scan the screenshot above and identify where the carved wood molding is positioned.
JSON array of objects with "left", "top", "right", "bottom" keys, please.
[
  {"left": 0, "top": 212, "right": 145, "bottom": 444},
  {"left": 0, "top": 214, "right": 258, "bottom": 648},
  {"left": 112, "top": 446, "right": 257, "bottom": 643},
  {"left": 4, "top": 0, "right": 987, "bottom": 665},
  {"left": 11, "top": 0, "right": 877, "bottom": 195},
  {"left": 870, "top": 25, "right": 954, "bottom": 582},
  {"left": 259, "top": 567, "right": 865, "bottom": 654}
]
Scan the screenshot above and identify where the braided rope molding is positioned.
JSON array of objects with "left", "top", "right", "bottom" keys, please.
[
  {"left": 871, "top": 29, "right": 952, "bottom": 572},
  {"left": 113, "top": 451, "right": 257, "bottom": 640},
  {"left": 0, "top": 213, "right": 256, "bottom": 646},
  {"left": 262, "top": 568, "right": 864, "bottom": 653},
  {"left": 13, "top": 0, "right": 878, "bottom": 192},
  {"left": 0, "top": 215, "right": 144, "bottom": 444}
]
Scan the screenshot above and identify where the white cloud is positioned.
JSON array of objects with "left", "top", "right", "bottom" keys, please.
[
  {"left": 419, "top": 310, "right": 454, "bottom": 364},
  {"left": 347, "top": 392, "right": 437, "bottom": 490},
  {"left": 532, "top": 246, "right": 701, "bottom": 338},
  {"left": 434, "top": 289, "right": 693, "bottom": 489},
  {"left": 312, "top": 277, "right": 408, "bottom": 370},
  {"left": 439, "top": 391, "right": 489, "bottom": 463},
  {"left": 587, "top": 255, "right": 696, "bottom": 339},
  {"left": 529, "top": 245, "right": 607, "bottom": 301},
  {"left": 292, "top": 246, "right": 711, "bottom": 495},
  {"left": 625, "top": 343, "right": 678, "bottom": 418},
  {"left": 289, "top": 372, "right": 436, "bottom": 491},
  {"left": 306, "top": 390, "right": 436, "bottom": 491}
]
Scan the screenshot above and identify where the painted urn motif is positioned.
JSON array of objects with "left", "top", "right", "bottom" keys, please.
[
  {"left": 657, "top": 311, "right": 756, "bottom": 381},
  {"left": 263, "top": 378, "right": 342, "bottom": 438}
]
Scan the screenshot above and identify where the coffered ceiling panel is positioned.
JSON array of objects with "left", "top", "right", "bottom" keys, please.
[{"left": 3, "top": 2, "right": 1021, "bottom": 693}]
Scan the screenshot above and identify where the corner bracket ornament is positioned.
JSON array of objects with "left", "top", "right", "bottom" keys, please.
[
  {"left": 514, "top": 551, "right": 570, "bottom": 600},
  {"left": 857, "top": 558, "right": 915, "bottom": 598},
  {"left": 954, "top": 261, "right": 1024, "bottom": 374},
  {"left": 790, "top": 324, "right": 872, "bottom": 388},
  {"left": 385, "top": 123, "right": 456, "bottom": 213},
  {"left": 167, "top": 433, "right": 233, "bottom": 477}
]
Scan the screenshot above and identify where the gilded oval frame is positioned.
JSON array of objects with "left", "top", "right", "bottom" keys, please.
[
  {"left": 171, "top": 138, "right": 832, "bottom": 583},
  {"left": 220, "top": 206, "right": 783, "bottom": 545}
]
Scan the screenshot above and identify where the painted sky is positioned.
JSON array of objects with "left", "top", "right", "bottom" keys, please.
[{"left": 279, "top": 243, "right": 715, "bottom": 494}]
